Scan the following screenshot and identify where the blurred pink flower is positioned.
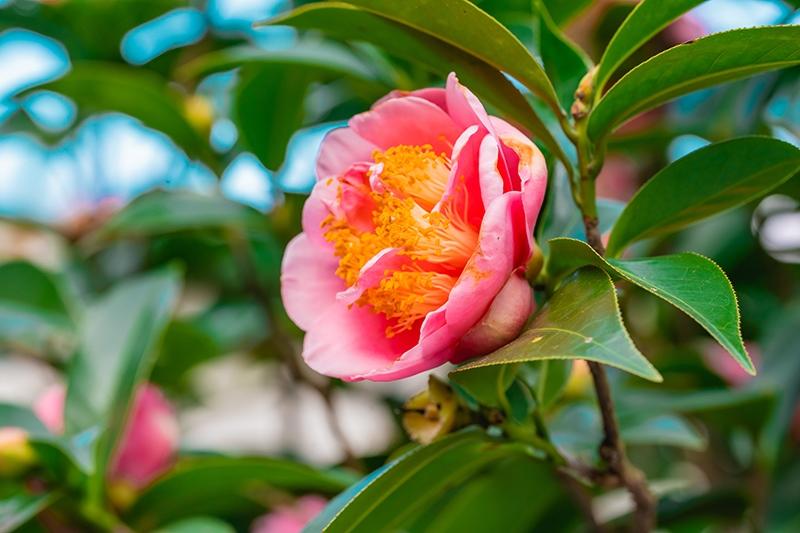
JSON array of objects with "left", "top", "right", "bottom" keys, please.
[
  {"left": 251, "top": 495, "right": 327, "bottom": 533},
  {"left": 281, "top": 73, "right": 547, "bottom": 381},
  {"left": 702, "top": 341, "right": 761, "bottom": 387},
  {"left": 34, "top": 383, "right": 179, "bottom": 487}
]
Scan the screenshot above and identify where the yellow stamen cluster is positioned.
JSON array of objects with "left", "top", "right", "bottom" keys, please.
[
  {"left": 364, "top": 270, "right": 456, "bottom": 337},
  {"left": 322, "top": 144, "right": 478, "bottom": 336},
  {"left": 372, "top": 145, "right": 450, "bottom": 210}
]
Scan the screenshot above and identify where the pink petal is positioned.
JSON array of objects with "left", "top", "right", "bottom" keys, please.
[
  {"left": 336, "top": 248, "right": 409, "bottom": 305},
  {"left": 349, "top": 96, "right": 461, "bottom": 155},
  {"left": 280, "top": 234, "right": 344, "bottom": 331},
  {"left": 445, "top": 192, "right": 528, "bottom": 334},
  {"left": 33, "top": 385, "right": 66, "bottom": 435},
  {"left": 301, "top": 299, "right": 419, "bottom": 381},
  {"left": 375, "top": 87, "right": 447, "bottom": 111},
  {"left": 490, "top": 117, "right": 548, "bottom": 248},
  {"left": 456, "top": 273, "right": 533, "bottom": 360},
  {"left": 316, "top": 127, "right": 377, "bottom": 181},
  {"left": 111, "top": 384, "right": 178, "bottom": 487}
]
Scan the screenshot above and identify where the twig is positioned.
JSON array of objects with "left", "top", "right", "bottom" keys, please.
[{"left": 570, "top": 69, "right": 657, "bottom": 531}]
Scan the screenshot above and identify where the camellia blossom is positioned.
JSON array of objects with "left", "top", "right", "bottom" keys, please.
[
  {"left": 281, "top": 73, "right": 547, "bottom": 381},
  {"left": 251, "top": 495, "right": 327, "bottom": 533},
  {"left": 34, "top": 383, "right": 179, "bottom": 488}
]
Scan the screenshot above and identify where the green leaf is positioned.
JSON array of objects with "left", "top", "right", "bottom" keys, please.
[
  {"left": 0, "top": 261, "right": 74, "bottom": 356},
  {"left": 417, "top": 456, "right": 563, "bottom": 533},
  {"left": 541, "top": 0, "right": 593, "bottom": 26},
  {"left": 178, "top": 41, "right": 385, "bottom": 85},
  {"left": 234, "top": 65, "right": 313, "bottom": 170},
  {"left": 605, "top": 137, "right": 800, "bottom": 256},
  {"left": 0, "top": 490, "right": 56, "bottom": 533},
  {"left": 448, "top": 365, "right": 516, "bottom": 408},
  {"left": 128, "top": 456, "right": 355, "bottom": 530},
  {"left": 589, "top": 26, "right": 800, "bottom": 140},
  {"left": 306, "top": 429, "right": 524, "bottom": 533},
  {"left": 548, "top": 238, "right": 753, "bottom": 375},
  {"left": 621, "top": 414, "right": 706, "bottom": 451},
  {"left": 154, "top": 517, "right": 236, "bottom": 533},
  {"left": 456, "top": 267, "right": 662, "bottom": 382},
  {"left": 65, "top": 268, "right": 180, "bottom": 480},
  {"left": 39, "top": 62, "right": 214, "bottom": 168},
  {"left": 269, "top": 3, "right": 568, "bottom": 166},
  {"left": 150, "top": 320, "right": 221, "bottom": 392},
  {"left": 533, "top": 0, "right": 591, "bottom": 110},
  {"left": 594, "top": 0, "right": 707, "bottom": 93},
  {"left": 551, "top": 405, "right": 705, "bottom": 459},
  {"left": 91, "top": 190, "right": 266, "bottom": 242},
  {"left": 523, "top": 359, "right": 573, "bottom": 410},
  {"left": 334, "top": 0, "right": 561, "bottom": 112}
]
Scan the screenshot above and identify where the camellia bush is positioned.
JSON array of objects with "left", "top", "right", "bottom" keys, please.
[{"left": 1, "top": 0, "right": 800, "bottom": 532}]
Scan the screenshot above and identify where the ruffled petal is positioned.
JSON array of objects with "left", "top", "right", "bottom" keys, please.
[
  {"left": 490, "top": 117, "right": 548, "bottom": 249},
  {"left": 350, "top": 96, "right": 461, "bottom": 155},
  {"left": 280, "top": 235, "right": 344, "bottom": 331},
  {"left": 316, "top": 127, "right": 377, "bottom": 181}
]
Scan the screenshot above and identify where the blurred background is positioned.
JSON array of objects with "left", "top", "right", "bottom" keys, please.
[{"left": 0, "top": 0, "right": 799, "bottom": 530}]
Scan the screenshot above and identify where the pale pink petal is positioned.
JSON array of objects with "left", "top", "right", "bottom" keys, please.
[
  {"left": 349, "top": 96, "right": 460, "bottom": 155},
  {"left": 478, "top": 134, "right": 505, "bottom": 207},
  {"left": 375, "top": 87, "right": 447, "bottom": 111},
  {"left": 316, "top": 128, "right": 377, "bottom": 181},
  {"left": 301, "top": 300, "right": 418, "bottom": 381},
  {"left": 456, "top": 273, "right": 533, "bottom": 360},
  {"left": 33, "top": 385, "right": 66, "bottom": 435},
  {"left": 281, "top": 235, "right": 344, "bottom": 331}
]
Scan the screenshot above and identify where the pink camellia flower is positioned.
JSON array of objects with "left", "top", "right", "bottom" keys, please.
[
  {"left": 34, "top": 383, "right": 179, "bottom": 488},
  {"left": 281, "top": 73, "right": 547, "bottom": 381},
  {"left": 251, "top": 495, "right": 327, "bottom": 533}
]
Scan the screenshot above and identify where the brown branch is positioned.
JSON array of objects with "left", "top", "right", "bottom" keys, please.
[{"left": 583, "top": 220, "right": 656, "bottom": 532}]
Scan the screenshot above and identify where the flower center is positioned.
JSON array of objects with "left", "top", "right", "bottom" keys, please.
[{"left": 322, "top": 144, "right": 477, "bottom": 336}]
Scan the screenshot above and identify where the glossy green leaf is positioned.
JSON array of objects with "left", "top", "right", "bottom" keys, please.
[
  {"left": 606, "top": 137, "right": 800, "bottom": 256},
  {"left": 150, "top": 320, "right": 220, "bottom": 392},
  {"left": 234, "top": 65, "right": 313, "bottom": 170},
  {"left": 91, "top": 190, "right": 266, "bottom": 242},
  {"left": 128, "top": 456, "right": 356, "bottom": 530},
  {"left": 548, "top": 238, "right": 753, "bottom": 374},
  {"left": 595, "top": 0, "right": 707, "bottom": 93},
  {"left": 522, "top": 360, "right": 573, "bottom": 410},
  {"left": 0, "top": 490, "right": 56, "bottom": 533},
  {"left": 269, "top": 3, "right": 567, "bottom": 165},
  {"left": 65, "top": 268, "right": 180, "bottom": 480},
  {"left": 621, "top": 414, "right": 706, "bottom": 451},
  {"left": 340, "top": 0, "right": 561, "bottom": 112},
  {"left": 456, "top": 268, "right": 662, "bottom": 382},
  {"left": 178, "top": 41, "right": 384, "bottom": 84},
  {"left": 589, "top": 26, "right": 800, "bottom": 140},
  {"left": 449, "top": 365, "right": 516, "bottom": 408},
  {"left": 0, "top": 261, "right": 74, "bottom": 356},
  {"left": 418, "top": 456, "right": 563, "bottom": 533},
  {"left": 533, "top": 0, "right": 591, "bottom": 110},
  {"left": 40, "top": 62, "right": 214, "bottom": 168},
  {"left": 307, "top": 429, "right": 523, "bottom": 533},
  {"left": 541, "top": 0, "right": 593, "bottom": 26}
]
